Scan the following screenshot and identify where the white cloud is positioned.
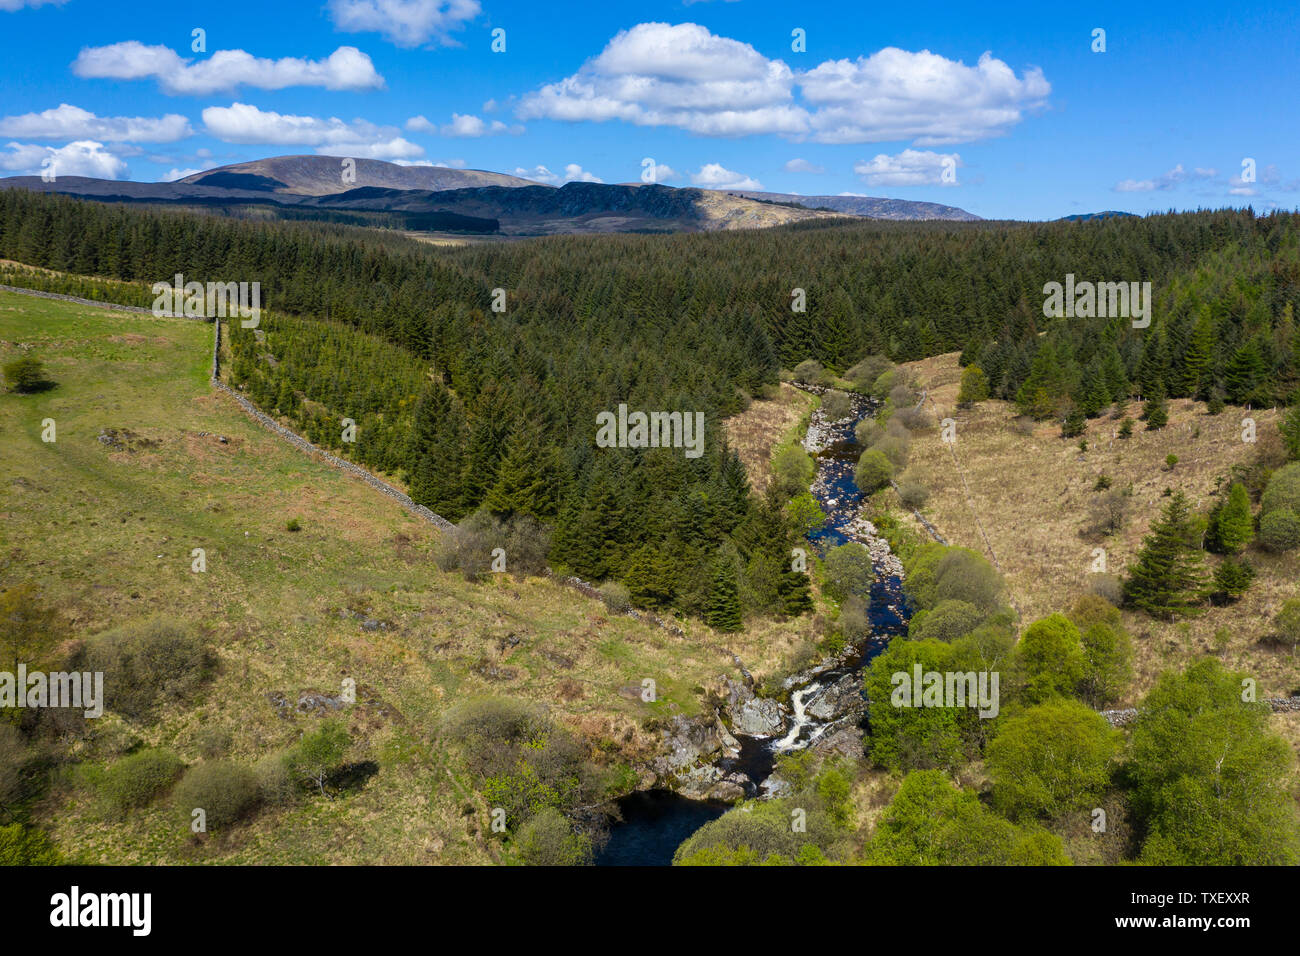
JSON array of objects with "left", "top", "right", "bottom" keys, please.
[
  {"left": 853, "top": 149, "right": 961, "bottom": 187},
  {"left": 327, "top": 0, "right": 480, "bottom": 48},
  {"left": 784, "top": 157, "right": 824, "bottom": 173},
  {"left": 1114, "top": 164, "right": 1191, "bottom": 193},
  {"left": 0, "top": 103, "right": 191, "bottom": 143},
  {"left": 431, "top": 158, "right": 467, "bottom": 168},
  {"left": 642, "top": 162, "right": 680, "bottom": 183},
  {"left": 0, "top": 0, "right": 66, "bottom": 9},
  {"left": 691, "top": 162, "right": 761, "bottom": 190},
  {"left": 201, "top": 103, "right": 423, "bottom": 160},
  {"left": 439, "top": 113, "right": 519, "bottom": 136},
  {"left": 162, "top": 164, "right": 217, "bottom": 182},
  {"left": 518, "top": 23, "right": 1049, "bottom": 145},
  {"left": 72, "top": 42, "right": 383, "bottom": 95},
  {"left": 512, "top": 163, "right": 602, "bottom": 185},
  {"left": 799, "top": 49, "right": 1048, "bottom": 145},
  {"left": 407, "top": 113, "right": 520, "bottom": 136},
  {"left": 0, "top": 140, "right": 128, "bottom": 179},
  {"left": 518, "top": 22, "right": 807, "bottom": 137}
]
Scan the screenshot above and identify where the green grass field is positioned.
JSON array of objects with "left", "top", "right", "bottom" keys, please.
[{"left": 0, "top": 290, "right": 756, "bottom": 863}]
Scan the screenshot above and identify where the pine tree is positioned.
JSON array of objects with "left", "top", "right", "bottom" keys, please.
[
  {"left": 704, "top": 553, "right": 743, "bottom": 632},
  {"left": 1143, "top": 386, "right": 1169, "bottom": 430},
  {"left": 778, "top": 566, "right": 814, "bottom": 616},
  {"left": 1279, "top": 402, "right": 1300, "bottom": 461},
  {"left": 1224, "top": 339, "right": 1267, "bottom": 405},
  {"left": 1122, "top": 491, "right": 1207, "bottom": 619},
  {"left": 484, "top": 423, "right": 561, "bottom": 519},
  {"left": 1209, "top": 482, "right": 1254, "bottom": 554},
  {"left": 1174, "top": 310, "right": 1214, "bottom": 398}
]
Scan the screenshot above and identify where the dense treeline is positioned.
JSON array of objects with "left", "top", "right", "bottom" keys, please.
[{"left": 3, "top": 189, "right": 1298, "bottom": 621}]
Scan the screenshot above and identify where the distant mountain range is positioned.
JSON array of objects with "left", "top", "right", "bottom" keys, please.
[
  {"left": 0, "top": 155, "right": 982, "bottom": 236},
  {"left": 1057, "top": 210, "right": 1139, "bottom": 221}
]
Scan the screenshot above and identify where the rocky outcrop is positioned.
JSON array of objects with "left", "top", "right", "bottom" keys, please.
[{"left": 804, "top": 673, "right": 866, "bottom": 723}]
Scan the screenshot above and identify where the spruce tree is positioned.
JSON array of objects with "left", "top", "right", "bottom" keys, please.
[
  {"left": 1123, "top": 491, "right": 1207, "bottom": 619},
  {"left": 1210, "top": 482, "right": 1254, "bottom": 554},
  {"left": 704, "top": 554, "right": 743, "bottom": 632}
]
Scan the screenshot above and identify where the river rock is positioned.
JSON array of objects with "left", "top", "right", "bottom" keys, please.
[
  {"left": 653, "top": 715, "right": 724, "bottom": 775},
  {"left": 804, "top": 673, "right": 866, "bottom": 722},
  {"left": 676, "top": 764, "right": 754, "bottom": 801},
  {"left": 734, "top": 697, "right": 785, "bottom": 736},
  {"left": 809, "top": 722, "right": 866, "bottom": 762}
]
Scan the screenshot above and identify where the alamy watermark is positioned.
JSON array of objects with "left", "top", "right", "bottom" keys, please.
[
  {"left": 152, "top": 273, "right": 261, "bottom": 328},
  {"left": 890, "top": 664, "right": 999, "bottom": 718},
  {"left": 1042, "top": 274, "right": 1151, "bottom": 328},
  {"left": 1, "top": 666, "right": 104, "bottom": 718},
  {"left": 595, "top": 404, "right": 705, "bottom": 459}
]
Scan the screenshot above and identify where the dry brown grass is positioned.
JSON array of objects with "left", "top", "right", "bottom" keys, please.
[
  {"left": 723, "top": 383, "right": 815, "bottom": 495},
  {"left": 896, "top": 351, "right": 1300, "bottom": 707}
]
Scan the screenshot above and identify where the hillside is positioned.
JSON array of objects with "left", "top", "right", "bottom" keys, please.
[
  {"left": 0, "top": 288, "right": 793, "bottom": 864},
  {"left": 177, "top": 155, "right": 538, "bottom": 195},
  {"left": 729, "top": 190, "right": 980, "bottom": 221},
  {"left": 893, "top": 351, "right": 1300, "bottom": 711}
]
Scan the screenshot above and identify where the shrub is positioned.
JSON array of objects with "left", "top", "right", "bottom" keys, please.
[
  {"left": 100, "top": 748, "right": 185, "bottom": 814},
  {"left": 904, "top": 545, "right": 1005, "bottom": 614},
  {"left": 854, "top": 449, "right": 894, "bottom": 495},
  {"left": 1259, "top": 509, "right": 1300, "bottom": 553},
  {"left": 1269, "top": 599, "right": 1300, "bottom": 655},
  {"left": 0, "top": 824, "right": 61, "bottom": 865},
  {"left": 896, "top": 475, "right": 930, "bottom": 510},
  {"left": 822, "top": 543, "right": 876, "bottom": 601},
  {"left": 1261, "top": 463, "right": 1300, "bottom": 517},
  {"left": 1088, "top": 573, "right": 1124, "bottom": 606},
  {"left": 792, "top": 359, "right": 828, "bottom": 386},
  {"left": 254, "top": 752, "right": 297, "bottom": 805},
  {"left": 893, "top": 406, "right": 933, "bottom": 431},
  {"left": 597, "top": 580, "right": 631, "bottom": 614},
  {"left": 1015, "top": 614, "right": 1085, "bottom": 704},
  {"left": 771, "top": 446, "right": 815, "bottom": 497},
  {"left": 435, "top": 510, "right": 551, "bottom": 581},
  {"left": 820, "top": 389, "right": 852, "bottom": 421},
  {"left": 1093, "top": 474, "right": 1112, "bottom": 491},
  {"left": 0, "top": 724, "right": 27, "bottom": 810},
  {"left": 837, "top": 595, "right": 871, "bottom": 644},
  {"left": 172, "top": 760, "right": 261, "bottom": 830},
  {"left": 844, "top": 355, "right": 891, "bottom": 391},
  {"left": 2, "top": 354, "right": 51, "bottom": 393},
  {"left": 286, "top": 720, "right": 351, "bottom": 797},
  {"left": 854, "top": 418, "right": 883, "bottom": 447},
  {"left": 1078, "top": 621, "right": 1133, "bottom": 707},
  {"left": 285, "top": 517, "right": 302, "bottom": 532},
  {"left": 872, "top": 433, "right": 910, "bottom": 470},
  {"left": 986, "top": 700, "right": 1120, "bottom": 821},
  {"left": 957, "top": 365, "right": 990, "bottom": 406},
  {"left": 79, "top": 617, "right": 211, "bottom": 720},
  {"left": 515, "top": 807, "right": 592, "bottom": 865},
  {"left": 908, "top": 600, "right": 984, "bottom": 643}
]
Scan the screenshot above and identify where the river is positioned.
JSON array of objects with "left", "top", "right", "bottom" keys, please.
[{"left": 595, "top": 387, "right": 911, "bottom": 866}]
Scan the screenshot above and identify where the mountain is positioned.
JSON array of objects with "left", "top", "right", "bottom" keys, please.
[
  {"left": 1, "top": 155, "right": 977, "bottom": 235},
  {"left": 177, "top": 155, "right": 536, "bottom": 195},
  {"left": 727, "top": 190, "right": 980, "bottom": 221},
  {"left": 1058, "top": 210, "right": 1139, "bottom": 221}
]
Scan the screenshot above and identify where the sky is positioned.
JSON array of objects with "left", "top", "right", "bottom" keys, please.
[{"left": 0, "top": 0, "right": 1295, "bottom": 220}]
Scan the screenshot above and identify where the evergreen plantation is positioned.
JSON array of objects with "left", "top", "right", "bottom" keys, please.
[{"left": 3, "top": 190, "right": 1299, "bottom": 622}]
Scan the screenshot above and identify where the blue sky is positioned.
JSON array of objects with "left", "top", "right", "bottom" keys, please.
[{"left": 0, "top": 0, "right": 1295, "bottom": 219}]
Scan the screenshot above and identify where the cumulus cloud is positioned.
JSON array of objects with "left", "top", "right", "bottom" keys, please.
[
  {"left": 72, "top": 42, "right": 383, "bottom": 95},
  {"left": 512, "top": 163, "right": 602, "bottom": 185},
  {"left": 784, "top": 157, "right": 824, "bottom": 173},
  {"left": 0, "top": 0, "right": 67, "bottom": 9},
  {"left": 691, "top": 162, "right": 761, "bottom": 190},
  {"left": 0, "top": 140, "right": 128, "bottom": 179},
  {"left": 202, "top": 103, "right": 422, "bottom": 160},
  {"left": 161, "top": 164, "right": 217, "bottom": 182},
  {"left": 854, "top": 149, "right": 961, "bottom": 187},
  {"left": 799, "top": 49, "right": 1048, "bottom": 145},
  {"left": 518, "top": 22, "right": 1049, "bottom": 145},
  {"left": 518, "top": 22, "right": 807, "bottom": 137},
  {"left": 440, "top": 113, "right": 519, "bottom": 136},
  {"left": 327, "top": 0, "right": 480, "bottom": 47},
  {"left": 0, "top": 104, "right": 191, "bottom": 143}
]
